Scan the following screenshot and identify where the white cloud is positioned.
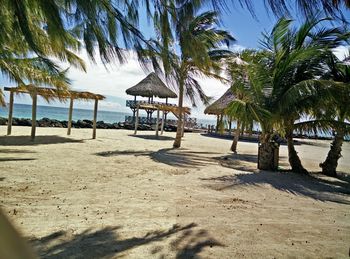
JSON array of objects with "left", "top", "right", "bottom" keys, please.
[
  {"left": 333, "top": 46, "right": 349, "bottom": 60},
  {"left": 0, "top": 49, "right": 231, "bottom": 120},
  {"left": 65, "top": 49, "right": 230, "bottom": 119}
]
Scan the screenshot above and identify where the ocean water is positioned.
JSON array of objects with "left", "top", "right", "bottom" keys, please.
[{"left": 0, "top": 103, "right": 217, "bottom": 126}]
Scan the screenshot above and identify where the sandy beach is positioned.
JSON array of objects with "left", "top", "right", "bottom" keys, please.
[{"left": 0, "top": 126, "right": 349, "bottom": 258}]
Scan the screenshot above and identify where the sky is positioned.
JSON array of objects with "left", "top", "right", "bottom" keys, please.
[{"left": 1, "top": 1, "right": 349, "bottom": 120}]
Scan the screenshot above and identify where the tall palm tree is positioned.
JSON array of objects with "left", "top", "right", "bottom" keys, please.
[
  {"left": 140, "top": 1, "right": 234, "bottom": 148},
  {"left": 226, "top": 50, "right": 262, "bottom": 153}
]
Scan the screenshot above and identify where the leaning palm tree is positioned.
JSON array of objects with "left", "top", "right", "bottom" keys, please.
[
  {"left": 140, "top": 1, "right": 234, "bottom": 148},
  {"left": 226, "top": 50, "right": 263, "bottom": 153},
  {"left": 317, "top": 55, "right": 350, "bottom": 176}
]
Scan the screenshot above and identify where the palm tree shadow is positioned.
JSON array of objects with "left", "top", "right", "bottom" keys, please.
[
  {"left": 0, "top": 136, "right": 84, "bottom": 146},
  {"left": 129, "top": 134, "right": 175, "bottom": 141},
  {"left": 0, "top": 157, "right": 36, "bottom": 162},
  {"left": 214, "top": 153, "right": 289, "bottom": 173},
  {"left": 29, "top": 223, "right": 222, "bottom": 259},
  {"left": 96, "top": 148, "right": 220, "bottom": 168},
  {"left": 201, "top": 171, "right": 350, "bottom": 204}
]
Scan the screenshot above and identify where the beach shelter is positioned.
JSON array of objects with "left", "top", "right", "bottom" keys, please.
[
  {"left": 204, "top": 88, "right": 235, "bottom": 133},
  {"left": 125, "top": 73, "right": 191, "bottom": 137},
  {"left": 126, "top": 72, "right": 177, "bottom": 124},
  {"left": 4, "top": 86, "right": 105, "bottom": 140}
]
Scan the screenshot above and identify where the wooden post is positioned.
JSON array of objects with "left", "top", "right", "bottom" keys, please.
[
  {"left": 155, "top": 107, "right": 160, "bottom": 137},
  {"left": 228, "top": 117, "right": 232, "bottom": 135},
  {"left": 134, "top": 105, "right": 139, "bottom": 135},
  {"left": 7, "top": 91, "right": 14, "bottom": 135},
  {"left": 31, "top": 92, "right": 37, "bottom": 140},
  {"left": 181, "top": 112, "right": 185, "bottom": 137},
  {"left": 215, "top": 115, "right": 220, "bottom": 133},
  {"left": 67, "top": 98, "right": 74, "bottom": 135},
  {"left": 132, "top": 95, "right": 137, "bottom": 124},
  {"left": 161, "top": 110, "right": 165, "bottom": 135},
  {"left": 92, "top": 99, "right": 98, "bottom": 139}
]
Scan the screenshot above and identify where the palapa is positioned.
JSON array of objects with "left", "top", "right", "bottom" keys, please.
[
  {"left": 4, "top": 86, "right": 105, "bottom": 140},
  {"left": 204, "top": 88, "right": 235, "bottom": 115},
  {"left": 126, "top": 72, "right": 177, "bottom": 98}
]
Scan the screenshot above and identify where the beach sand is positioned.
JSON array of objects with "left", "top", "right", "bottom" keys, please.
[{"left": 0, "top": 126, "right": 349, "bottom": 258}]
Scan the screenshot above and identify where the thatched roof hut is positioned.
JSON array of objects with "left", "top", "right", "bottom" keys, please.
[
  {"left": 204, "top": 88, "right": 235, "bottom": 115},
  {"left": 126, "top": 72, "right": 177, "bottom": 98}
]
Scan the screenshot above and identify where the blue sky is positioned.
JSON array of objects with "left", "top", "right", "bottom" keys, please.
[{"left": 1, "top": 2, "right": 349, "bottom": 119}]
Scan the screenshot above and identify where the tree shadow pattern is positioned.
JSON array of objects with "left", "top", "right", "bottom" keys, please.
[
  {"left": 96, "top": 148, "right": 220, "bottom": 168},
  {"left": 201, "top": 170, "right": 350, "bottom": 204},
  {"left": 129, "top": 134, "right": 175, "bottom": 141},
  {"left": 214, "top": 153, "right": 290, "bottom": 173},
  {"left": 0, "top": 136, "right": 84, "bottom": 146},
  {"left": 29, "top": 223, "right": 222, "bottom": 259}
]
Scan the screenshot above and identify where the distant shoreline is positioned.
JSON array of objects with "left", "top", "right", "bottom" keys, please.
[{"left": 1, "top": 116, "right": 348, "bottom": 142}]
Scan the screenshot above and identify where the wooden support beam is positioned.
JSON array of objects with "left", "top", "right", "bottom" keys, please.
[
  {"left": 156, "top": 107, "right": 160, "bottom": 137},
  {"left": 228, "top": 117, "right": 232, "bottom": 135},
  {"left": 7, "top": 91, "right": 14, "bottom": 135},
  {"left": 67, "top": 98, "right": 74, "bottom": 135},
  {"left": 161, "top": 111, "right": 165, "bottom": 135},
  {"left": 31, "top": 92, "right": 37, "bottom": 140},
  {"left": 181, "top": 113, "right": 185, "bottom": 137},
  {"left": 134, "top": 105, "right": 139, "bottom": 135},
  {"left": 215, "top": 115, "right": 219, "bottom": 133},
  {"left": 92, "top": 99, "right": 98, "bottom": 139}
]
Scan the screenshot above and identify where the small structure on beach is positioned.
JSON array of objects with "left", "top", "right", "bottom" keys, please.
[
  {"left": 126, "top": 72, "right": 177, "bottom": 123},
  {"left": 204, "top": 88, "right": 235, "bottom": 133},
  {"left": 4, "top": 85, "right": 105, "bottom": 139},
  {"left": 125, "top": 73, "right": 190, "bottom": 136}
]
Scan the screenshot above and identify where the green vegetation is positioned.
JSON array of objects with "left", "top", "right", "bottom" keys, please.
[
  {"left": 225, "top": 17, "right": 349, "bottom": 174},
  {"left": 0, "top": 0, "right": 349, "bottom": 174}
]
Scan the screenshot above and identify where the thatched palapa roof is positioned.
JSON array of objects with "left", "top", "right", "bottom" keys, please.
[
  {"left": 126, "top": 73, "right": 177, "bottom": 98},
  {"left": 204, "top": 88, "right": 235, "bottom": 115},
  {"left": 4, "top": 86, "right": 105, "bottom": 100}
]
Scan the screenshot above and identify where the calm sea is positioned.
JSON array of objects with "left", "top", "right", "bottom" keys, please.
[{"left": 0, "top": 103, "right": 217, "bottom": 126}]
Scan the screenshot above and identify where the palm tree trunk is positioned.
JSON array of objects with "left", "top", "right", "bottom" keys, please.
[
  {"left": 286, "top": 126, "right": 308, "bottom": 174},
  {"left": 230, "top": 120, "right": 240, "bottom": 152},
  {"left": 320, "top": 130, "right": 344, "bottom": 177},
  {"left": 257, "top": 132, "right": 278, "bottom": 170},
  {"left": 173, "top": 81, "right": 184, "bottom": 148}
]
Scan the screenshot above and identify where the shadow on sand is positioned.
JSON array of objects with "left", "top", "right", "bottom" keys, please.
[
  {"left": 29, "top": 223, "right": 222, "bottom": 259},
  {"left": 214, "top": 153, "right": 290, "bottom": 173},
  {"left": 201, "top": 170, "right": 350, "bottom": 204},
  {"left": 0, "top": 149, "right": 38, "bottom": 162},
  {"left": 129, "top": 134, "right": 175, "bottom": 141},
  {"left": 0, "top": 136, "right": 84, "bottom": 146},
  {"left": 96, "top": 148, "right": 221, "bottom": 168},
  {"left": 0, "top": 157, "right": 36, "bottom": 162}
]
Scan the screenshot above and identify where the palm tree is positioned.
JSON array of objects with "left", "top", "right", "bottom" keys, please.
[
  {"left": 225, "top": 17, "right": 348, "bottom": 172},
  {"left": 257, "top": 17, "right": 349, "bottom": 173},
  {"left": 234, "top": 0, "right": 350, "bottom": 20},
  {"left": 0, "top": 0, "right": 147, "bottom": 63},
  {"left": 317, "top": 55, "right": 350, "bottom": 176},
  {"left": 140, "top": 1, "right": 234, "bottom": 148},
  {"left": 226, "top": 50, "right": 260, "bottom": 153}
]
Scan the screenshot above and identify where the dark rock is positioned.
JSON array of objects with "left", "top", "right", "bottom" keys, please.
[
  {"left": 17, "top": 118, "right": 32, "bottom": 126},
  {"left": 76, "top": 120, "right": 92, "bottom": 128},
  {"left": 0, "top": 117, "right": 7, "bottom": 125}
]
